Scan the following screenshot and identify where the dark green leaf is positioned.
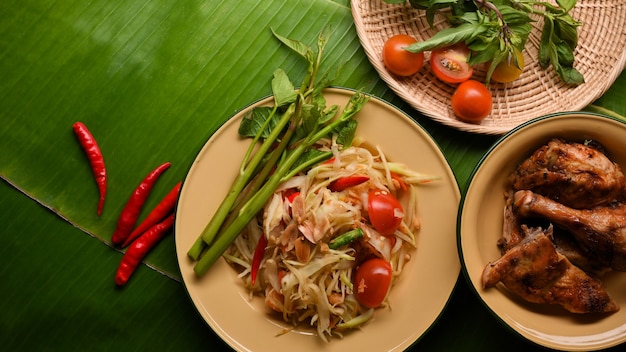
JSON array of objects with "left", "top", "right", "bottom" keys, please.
[
  {"left": 468, "top": 40, "right": 501, "bottom": 66},
  {"left": 335, "top": 119, "right": 358, "bottom": 147},
  {"left": 554, "top": 15, "right": 579, "bottom": 49},
  {"left": 555, "top": 40, "right": 575, "bottom": 66},
  {"left": 300, "top": 103, "right": 323, "bottom": 138},
  {"left": 539, "top": 17, "right": 554, "bottom": 68},
  {"left": 405, "top": 22, "right": 488, "bottom": 52},
  {"left": 271, "top": 69, "right": 297, "bottom": 107},
  {"left": 409, "top": 0, "right": 431, "bottom": 9},
  {"left": 238, "top": 107, "right": 279, "bottom": 139},
  {"left": 287, "top": 148, "right": 331, "bottom": 178},
  {"left": 508, "top": 22, "right": 533, "bottom": 49},
  {"left": 556, "top": 0, "right": 577, "bottom": 12},
  {"left": 556, "top": 65, "right": 585, "bottom": 84},
  {"left": 271, "top": 27, "right": 312, "bottom": 60},
  {"left": 499, "top": 5, "right": 533, "bottom": 24},
  {"left": 320, "top": 104, "right": 339, "bottom": 125}
]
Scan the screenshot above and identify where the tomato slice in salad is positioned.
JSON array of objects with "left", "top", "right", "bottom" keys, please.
[
  {"left": 354, "top": 258, "right": 393, "bottom": 308},
  {"left": 430, "top": 43, "right": 473, "bottom": 84},
  {"left": 367, "top": 189, "right": 404, "bottom": 236}
]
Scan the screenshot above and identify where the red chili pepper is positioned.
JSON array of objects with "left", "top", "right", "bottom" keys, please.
[
  {"left": 121, "top": 181, "right": 182, "bottom": 248},
  {"left": 390, "top": 172, "right": 408, "bottom": 191},
  {"left": 114, "top": 213, "right": 174, "bottom": 286},
  {"left": 111, "top": 162, "right": 171, "bottom": 247},
  {"left": 282, "top": 189, "right": 300, "bottom": 203},
  {"left": 328, "top": 175, "right": 370, "bottom": 192},
  {"left": 72, "top": 122, "right": 107, "bottom": 216},
  {"left": 250, "top": 234, "right": 267, "bottom": 286}
]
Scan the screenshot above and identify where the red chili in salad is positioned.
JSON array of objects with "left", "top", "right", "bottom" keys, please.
[
  {"left": 111, "top": 162, "right": 171, "bottom": 247},
  {"left": 72, "top": 122, "right": 107, "bottom": 216},
  {"left": 115, "top": 213, "right": 174, "bottom": 286},
  {"left": 250, "top": 234, "right": 268, "bottom": 286},
  {"left": 121, "top": 181, "right": 181, "bottom": 248},
  {"left": 328, "top": 175, "right": 370, "bottom": 192}
]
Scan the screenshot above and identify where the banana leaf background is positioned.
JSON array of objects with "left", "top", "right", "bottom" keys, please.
[{"left": 1, "top": 0, "right": 625, "bottom": 350}]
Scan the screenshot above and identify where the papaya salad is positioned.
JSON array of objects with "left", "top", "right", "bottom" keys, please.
[
  {"left": 223, "top": 138, "right": 438, "bottom": 340},
  {"left": 186, "top": 29, "right": 439, "bottom": 342}
]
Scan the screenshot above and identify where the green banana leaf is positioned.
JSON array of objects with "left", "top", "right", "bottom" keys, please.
[{"left": 1, "top": 0, "right": 624, "bottom": 350}]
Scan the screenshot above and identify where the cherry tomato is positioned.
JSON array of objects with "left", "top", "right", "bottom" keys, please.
[
  {"left": 451, "top": 80, "right": 492, "bottom": 123},
  {"left": 367, "top": 189, "right": 403, "bottom": 235},
  {"left": 491, "top": 49, "right": 524, "bottom": 83},
  {"left": 382, "top": 34, "right": 425, "bottom": 77},
  {"left": 354, "top": 258, "right": 393, "bottom": 308},
  {"left": 430, "top": 43, "right": 474, "bottom": 84}
]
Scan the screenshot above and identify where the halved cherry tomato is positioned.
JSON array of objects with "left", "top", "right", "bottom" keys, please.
[
  {"left": 382, "top": 34, "right": 425, "bottom": 77},
  {"left": 354, "top": 258, "right": 393, "bottom": 308},
  {"left": 430, "top": 43, "right": 473, "bottom": 84},
  {"left": 451, "top": 80, "right": 492, "bottom": 123},
  {"left": 491, "top": 49, "right": 524, "bottom": 83},
  {"left": 367, "top": 189, "right": 403, "bottom": 235}
]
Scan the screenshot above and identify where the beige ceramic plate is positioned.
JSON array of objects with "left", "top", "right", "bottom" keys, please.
[
  {"left": 352, "top": 0, "right": 626, "bottom": 135},
  {"left": 175, "top": 88, "right": 460, "bottom": 352},
  {"left": 459, "top": 112, "right": 626, "bottom": 350}
]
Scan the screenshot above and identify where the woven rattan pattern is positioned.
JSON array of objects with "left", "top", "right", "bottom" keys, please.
[{"left": 352, "top": 0, "right": 626, "bottom": 134}]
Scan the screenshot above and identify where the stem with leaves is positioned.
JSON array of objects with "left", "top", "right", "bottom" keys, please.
[
  {"left": 187, "top": 29, "right": 370, "bottom": 276},
  {"left": 394, "top": 0, "right": 583, "bottom": 84}
]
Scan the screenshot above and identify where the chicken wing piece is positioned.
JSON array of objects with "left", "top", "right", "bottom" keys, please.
[
  {"left": 497, "top": 191, "right": 524, "bottom": 254},
  {"left": 482, "top": 225, "right": 619, "bottom": 314},
  {"left": 509, "top": 139, "right": 626, "bottom": 209},
  {"left": 514, "top": 190, "right": 626, "bottom": 271}
]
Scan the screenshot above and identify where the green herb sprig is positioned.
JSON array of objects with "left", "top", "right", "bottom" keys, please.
[
  {"left": 187, "top": 29, "right": 370, "bottom": 277},
  {"left": 384, "top": 0, "right": 583, "bottom": 84}
]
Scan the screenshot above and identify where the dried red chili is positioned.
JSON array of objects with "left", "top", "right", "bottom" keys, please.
[
  {"left": 111, "top": 162, "right": 171, "bottom": 247},
  {"left": 121, "top": 181, "right": 181, "bottom": 248},
  {"left": 114, "top": 213, "right": 174, "bottom": 286},
  {"left": 72, "top": 122, "right": 107, "bottom": 216}
]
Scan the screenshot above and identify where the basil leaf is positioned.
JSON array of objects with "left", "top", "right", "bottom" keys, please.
[
  {"left": 384, "top": 0, "right": 407, "bottom": 4},
  {"left": 556, "top": 0, "right": 577, "bottom": 12},
  {"left": 469, "top": 40, "right": 500, "bottom": 65},
  {"left": 555, "top": 40, "right": 575, "bottom": 66},
  {"left": 557, "top": 65, "right": 584, "bottom": 84},
  {"left": 408, "top": 0, "right": 431, "bottom": 9},
  {"left": 539, "top": 17, "right": 554, "bottom": 68},
  {"left": 499, "top": 5, "right": 532, "bottom": 25},
  {"left": 554, "top": 15, "right": 579, "bottom": 49},
  {"left": 405, "top": 22, "right": 487, "bottom": 52}
]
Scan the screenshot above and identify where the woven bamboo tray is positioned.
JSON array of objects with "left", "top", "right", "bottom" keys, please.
[{"left": 352, "top": 0, "right": 626, "bottom": 135}]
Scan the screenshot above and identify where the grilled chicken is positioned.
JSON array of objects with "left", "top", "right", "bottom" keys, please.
[
  {"left": 497, "top": 191, "right": 525, "bottom": 254},
  {"left": 509, "top": 139, "right": 626, "bottom": 209},
  {"left": 482, "top": 225, "right": 619, "bottom": 314},
  {"left": 514, "top": 190, "right": 626, "bottom": 271},
  {"left": 550, "top": 227, "right": 611, "bottom": 277}
]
